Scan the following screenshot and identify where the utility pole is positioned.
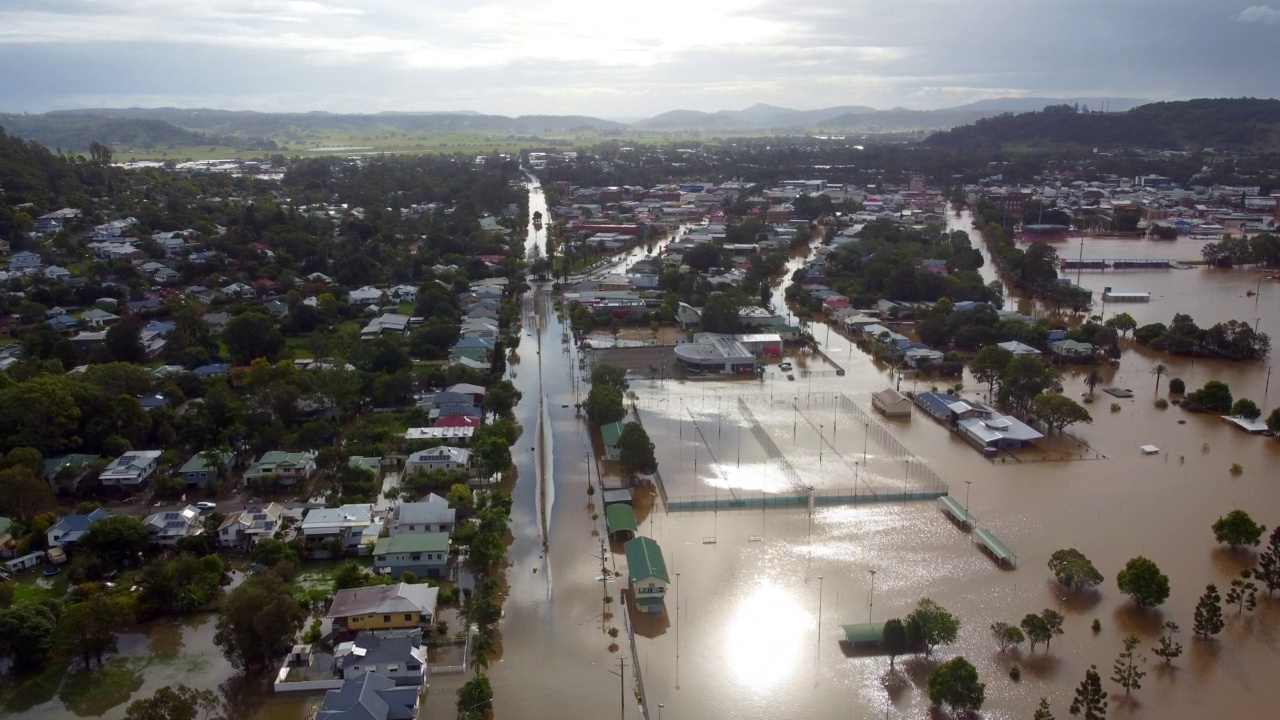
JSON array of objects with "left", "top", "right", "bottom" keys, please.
[
  {"left": 868, "top": 569, "right": 877, "bottom": 623},
  {"left": 608, "top": 656, "right": 629, "bottom": 720}
]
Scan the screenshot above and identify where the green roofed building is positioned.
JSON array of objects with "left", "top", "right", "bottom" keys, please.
[
  {"left": 623, "top": 536, "right": 668, "bottom": 613},
  {"left": 600, "top": 421, "right": 624, "bottom": 461},
  {"left": 605, "top": 503, "right": 638, "bottom": 541},
  {"left": 373, "top": 532, "right": 450, "bottom": 579},
  {"left": 841, "top": 623, "right": 886, "bottom": 646}
]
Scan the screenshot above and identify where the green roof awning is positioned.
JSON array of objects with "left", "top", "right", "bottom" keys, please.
[
  {"left": 938, "top": 496, "right": 975, "bottom": 526},
  {"left": 373, "top": 532, "right": 450, "bottom": 556},
  {"left": 842, "top": 623, "right": 885, "bottom": 645},
  {"left": 624, "top": 536, "right": 669, "bottom": 584},
  {"left": 974, "top": 527, "right": 1016, "bottom": 565},
  {"left": 605, "top": 504, "right": 638, "bottom": 536},
  {"left": 601, "top": 421, "right": 624, "bottom": 446}
]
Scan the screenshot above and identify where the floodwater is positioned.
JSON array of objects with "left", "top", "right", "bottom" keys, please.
[{"left": 489, "top": 198, "right": 1280, "bottom": 720}]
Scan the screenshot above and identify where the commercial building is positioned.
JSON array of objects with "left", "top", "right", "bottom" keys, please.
[
  {"left": 673, "top": 333, "right": 758, "bottom": 375},
  {"left": 624, "top": 536, "right": 669, "bottom": 613}
]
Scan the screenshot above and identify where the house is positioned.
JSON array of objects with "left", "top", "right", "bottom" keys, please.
[
  {"left": 403, "top": 426, "right": 474, "bottom": 446},
  {"left": 448, "top": 337, "right": 493, "bottom": 362},
  {"left": 623, "top": 536, "right": 669, "bottom": 613},
  {"left": 1049, "top": 339, "right": 1094, "bottom": 361},
  {"left": 218, "top": 503, "right": 285, "bottom": 548},
  {"left": 444, "top": 383, "right": 487, "bottom": 404},
  {"left": 193, "top": 362, "right": 230, "bottom": 378},
  {"left": 47, "top": 508, "right": 112, "bottom": 548},
  {"left": 299, "top": 504, "right": 374, "bottom": 549},
  {"left": 245, "top": 450, "right": 317, "bottom": 485},
  {"left": 306, "top": 272, "right": 334, "bottom": 284},
  {"left": 958, "top": 412, "right": 1045, "bottom": 456},
  {"left": 327, "top": 582, "right": 439, "bottom": 632},
  {"left": 177, "top": 452, "right": 232, "bottom": 488},
  {"left": 387, "top": 284, "right": 418, "bottom": 303},
  {"left": 348, "top": 286, "right": 384, "bottom": 306},
  {"left": 334, "top": 633, "right": 427, "bottom": 685},
  {"left": 314, "top": 672, "right": 418, "bottom": 720},
  {"left": 404, "top": 447, "right": 471, "bottom": 474},
  {"left": 387, "top": 495, "right": 455, "bottom": 536},
  {"left": 362, "top": 314, "right": 412, "bottom": 339},
  {"left": 372, "top": 533, "right": 450, "bottom": 579},
  {"left": 600, "top": 421, "right": 624, "bottom": 461},
  {"left": 143, "top": 506, "right": 203, "bottom": 547},
  {"left": 42, "top": 265, "right": 72, "bottom": 281},
  {"left": 996, "top": 340, "right": 1042, "bottom": 357},
  {"left": 871, "top": 388, "right": 913, "bottom": 417},
  {"left": 43, "top": 454, "right": 100, "bottom": 493},
  {"left": 223, "top": 282, "right": 255, "bottom": 298},
  {"left": 154, "top": 267, "right": 181, "bottom": 284},
  {"left": 8, "top": 251, "right": 41, "bottom": 272},
  {"left": 79, "top": 307, "right": 120, "bottom": 328},
  {"left": 99, "top": 450, "right": 163, "bottom": 487}
]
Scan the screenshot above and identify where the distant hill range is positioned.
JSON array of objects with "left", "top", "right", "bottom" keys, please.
[
  {"left": 923, "top": 98, "right": 1280, "bottom": 151},
  {"left": 25, "top": 96, "right": 1280, "bottom": 155}
]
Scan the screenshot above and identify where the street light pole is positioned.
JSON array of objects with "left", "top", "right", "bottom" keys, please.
[
  {"left": 817, "top": 575, "right": 824, "bottom": 647},
  {"left": 863, "top": 422, "right": 869, "bottom": 465},
  {"left": 964, "top": 480, "right": 972, "bottom": 522},
  {"left": 819, "top": 424, "right": 824, "bottom": 465},
  {"left": 868, "top": 569, "right": 876, "bottom": 623}
]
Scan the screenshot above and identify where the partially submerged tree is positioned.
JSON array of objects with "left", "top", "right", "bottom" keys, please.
[
  {"left": 883, "top": 618, "right": 908, "bottom": 671},
  {"left": 991, "top": 621, "right": 1025, "bottom": 654},
  {"left": 1256, "top": 526, "right": 1280, "bottom": 598},
  {"left": 906, "top": 598, "right": 961, "bottom": 658},
  {"left": 1193, "top": 585, "right": 1224, "bottom": 638},
  {"left": 1224, "top": 570, "right": 1258, "bottom": 615},
  {"left": 1115, "top": 556, "right": 1170, "bottom": 608},
  {"left": 1212, "top": 509, "right": 1266, "bottom": 549},
  {"left": 1110, "top": 635, "right": 1147, "bottom": 696},
  {"left": 1152, "top": 621, "right": 1182, "bottom": 665},
  {"left": 1048, "top": 548, "right": 1104, "bottom": 591},
  {"left": 1031, "top": 393, "right": 1093, "bottom": 433},
  {"left": 926, "top": 656, "right": 985, "bottom": 714},
  {"left": 1069, "top": 664, "right": 1108, "bottom": 720},
  {"left": 124, "top": 684, "right": 225, "bottom": 720}
]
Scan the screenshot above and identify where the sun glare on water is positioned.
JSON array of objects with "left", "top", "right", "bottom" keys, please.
[{"left": 726, "top": 580, "right": 813, "bottom": 690}]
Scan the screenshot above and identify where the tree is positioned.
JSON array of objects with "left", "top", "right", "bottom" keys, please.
[
  {"left": 883, "top": 618, "right": 908, "bottom": 670},
  {"left": 1040, "top": 609, "right": 1065, "bottom": 650},
  {"left": 1230, "top": 398, "right": 1262, "bottom": 420},
  {"left": 1192, "top": 584, "right": 1224, "bottom": 638},
  {"left": 1069, "top": 664, "right": 1108, "bottom": 720},
  {"left": 0, "top": 602, "right": 57, "bottom": 673},
  {"left": 1182, "top": 380, "right": 1233, "bottom": 414},
  {"left": 1168, "top": 377, "right": 1186, "bottom": 394},
  {"left": 58, "top": 593, "right": 134, "bottom": 670},
  {"left": 222, "top": 312, "right": 286, "bottom": 365},
  {"left": 1000, "top": 356, "right": 1060, "bottom": 416},
  {"left": 1034, "top": 697, "right": 1056, "bottom": 720},
  {"left": 1105, "top": 312, "right": 1137, "bottom": 338},
  {"left": 483, "top": 379, "right": 522, "bottom": 417},
  {"left": 250, "top": 538, "right": 298, "bottom": 567},
  {"left": 446, "top": 483, "right": 474, "bottom": 511},
  {"left": 1152, "top": 621, "right": 1182, "bottom": 665},
  {"left": 456, "top": 674, "right": 493, "bottom": 716},
  {"left": 1256, "top": 526, "right": 1280, "bottom": 598},
  {"left": 971, "top": 345, "right": 1014, "bottom": 398},
  {"left": 1267, "top": 406, "right": 1280, "bottom": 435},
  {"left": 472, "top": 436, "right": 513, "bottom": 479},
  {"left": 1212, "top": 509, "right": 1266, "bottom": 549},
  {"left": 1084, "top": 367, "right": 1103, "bottom": 396},
  {"left": 124, "top": 684, "right": 225, "bottom": 720},
  {"left": 700, "top": 291, "right": 744, "bottom": 334},
  {"left": 586, "top": 383, "right": 626, "bottom": 426},
  {"left": 1048, "top": 548, "right": 1104, "bottom": 591},
  {"left": 214, "top": 572, "right": 306, "bottom": 671},
  {"left": 1115, "top": 556, "right": 1170, "bottom": 608},
  {"left": 1149, "top": 363, "right": 1167, "bottom": 395},
  {"left": 104, "top": 317, "right": 148, "bottom": 364},
  {"left": 618, "top": 421, "right": 657, "bottom": 476},
  {"left": 990, "top": 621, "right": 1024, "bottom": 654},
  {"left": 1031, "top": 394, "right": 1093, "bottom": 433},
  {"left": 78, "top": 515, "right": 149, "bottom": 571},
  {"left": 1110, "top": 635, "right": 1146, "bottom": 696},
  {"left": 0, "top": 465, "right": 56, "bottom": 522},
  {"left": 1020, "top": 613, "right": 1051, "bottom": 652},
  {"left": 906, "top": 597, "right": 961, "bottom": 658},
  {"left": 926, "top": 656, "right": 985, "bottom": 713},
  {"left": 1224, "top": 570, "right": 1258, "bottom": 615}
]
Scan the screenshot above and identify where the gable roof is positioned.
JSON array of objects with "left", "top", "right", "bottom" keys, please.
[
  {"left": 624, "top": 536, "right": 669, "bottom": 584},
  {"left": 327, "top": 583, "right": 440, "bottom": 619},
  {"left": 316, "top": 672, "right": 417, "bottom": 720},
  {"left": 393, "top": 496, "right": 455, "bottom": 528}
]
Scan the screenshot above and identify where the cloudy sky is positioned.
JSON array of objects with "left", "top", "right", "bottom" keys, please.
[{"left": 1, "top": 0, "right": 1278, "bottom": 117}]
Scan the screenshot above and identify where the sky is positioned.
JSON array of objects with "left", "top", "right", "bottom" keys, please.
[{"left": 1, "top": 0, "right": 1278, "bottom": 117}]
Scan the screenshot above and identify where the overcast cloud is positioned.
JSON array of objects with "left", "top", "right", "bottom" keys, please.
[{"left": 0, "top": 0, "right": 1277, "bottom": 116}]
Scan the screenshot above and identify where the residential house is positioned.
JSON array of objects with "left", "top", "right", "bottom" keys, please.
[
  {"left": 334, "top": 633, "right": 427, "bottom": 686},
  {"left": 42, "top": 265, "right": 72, "bottom": 281},
  {"left": 387, "top": 495, "right": 455, "bottom": 536},
  {"left": 177, "top": 452, "right": 231, "bottom": 488},
  {"left": 143, "top": 506, "right": 203, "bottom": 547},
  {"left": 431, "top": 415, "right": 480, "bottom": 429},
  {"left": 300, "top": 504, "right": 374, "bottom": 550},
  {"left": 193, "top": 362, "right": 230, "bottom": 378},
  {"left": 218, "top": 503, "right": 285, "bottom": 548},
  {"left": 371, "top": 533, "right": 450, "bottom": 579},
  {"left": 403, "top": 426, "right": 474, "bottom": 446},
  {"left": 600, "top": 421, "right": 624, "bottom": 461},
  {"left": 264, "top": 298, "right": 289, "bottom": 319},
  {"left": 80, "top": 307, "right": 120, "bottom": 328},
  {"left": 1049, "top": 339, "right": 1094, "bottom": 361},
  {"left": 8, "top": 251, "right": 42, "bottom": 273},
  {"left": 153, "top": 232, "right": 188, "bottom": 257},
  {"left": 154, "top": 267, "right": 181, "bottom": 284},
  {"left": 47, "top": 508, "right": 112, "bottom": 548},
  {"left": 361, "top": 313, "right": 412, "bottom": 339},
  {"left": 43, "top": 454, "right": 100, "bottom": 493},
  {"left": 448, "top": 337, "right": 493, "bottom": 362},
  {"left": 444, "top": 383, "right": 486, "bottom": 404},
  {"left": 326, "top": 583, "right": 439, "bottom": 632},
  {"left": 314, "top": 672, "right": 417, "bottom": 720},
  {"left": 872, "top": 388, "right": 914, "bottom": 417},
  {"left": 348, "top": 286, "right": 384, "bottom": 306},
  {"left": 245, "top": 450, "right": 317, "bottom": 485},
  {"left": 387, "top": 284, "right": 417, "bottom": 303},
  {"left": 99, "top": 450, "right": 163, "bottom": 487},
  {"left": 404, "top": 447, "right": 471, "bottom": 474},
  {"left": 996, "top": 340, "right": 1042, "bottom": 357},
  {"left": 223, "top": 282, "right": 255, "bottom": 298},
  {"left": 624, "top": 536, "right": 669, "bottom": 613},
  {"left": 306, "top": 272, "right": 334, "bottom": 284}
]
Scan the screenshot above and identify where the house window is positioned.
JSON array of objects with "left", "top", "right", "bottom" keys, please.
[
  {"left": 383, "top": 615, "right": 391, "bottom": 623},
  {"left": 406, "top": 664, "right": 420, "bottom": 672},
  {"left": 404, "top": 614, "right": 413, "bottom": 621},
  {"left": 411, "top": 553, "right": 421, "bottom": 561}
]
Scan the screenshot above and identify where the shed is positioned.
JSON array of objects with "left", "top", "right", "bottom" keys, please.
[
  {"left": 5, "top": 551, "right": 44, "bottom": 573},
  {"left": 600, "top": 421, "right": 624, "bottom": 461},
  {"left": 623, "top": 537, "right": 669, "bottom": 613},
  {"left": 601, "top": 488, "right": 633, "bottom": 507},
  {"left": 871, "top": 388, "right": 912, "bottom": 418},
  {"left": 605, "top": 504, "right": 638, "bottom": 541}
]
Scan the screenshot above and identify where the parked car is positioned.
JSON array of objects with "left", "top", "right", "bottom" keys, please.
[{"left": 195, "top": 501, "right": 218, "bottom": 511}]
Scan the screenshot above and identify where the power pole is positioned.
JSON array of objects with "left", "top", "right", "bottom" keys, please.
[{"left": 616, "top": 656, "right": 629, "bottom": 720}]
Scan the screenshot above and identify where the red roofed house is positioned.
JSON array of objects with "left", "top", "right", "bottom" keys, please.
[
  {"left": 823, "top": 296, "right": 852, "bottom": 312},
  {"left": 433, "top": 415, "right": 480, "bottom": 429}
]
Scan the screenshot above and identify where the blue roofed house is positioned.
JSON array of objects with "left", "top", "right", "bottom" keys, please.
[
  {"left": 314, "top": 672, "right": 418, "bottom": 720},
  {"left": 334, "top": 633, "right": 427, "bottom": 685},
  {"left": 47, "top": 508, "right": 112, "bottom": 548}
]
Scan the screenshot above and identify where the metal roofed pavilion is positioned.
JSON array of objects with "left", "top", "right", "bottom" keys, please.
[
  {"left": 841, "top": 623, "right": 886, "bottom": 645},
  {"left": 973, "top": 527, "right": 1016, "bottom": 567}
]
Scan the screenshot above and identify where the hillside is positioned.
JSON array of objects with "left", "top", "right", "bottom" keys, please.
[
  {"left": 0, "top": 113, "right": 225, "bottom": 153},
  {"left": 923, "top": 98, "right": 1280, "bottom": 151}
]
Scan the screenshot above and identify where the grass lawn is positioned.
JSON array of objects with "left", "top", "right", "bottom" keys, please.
[{"left": 396, "top": 301, "right": 414, "bottom": 315}]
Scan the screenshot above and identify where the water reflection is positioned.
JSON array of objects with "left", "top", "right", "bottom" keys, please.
[{"left": 726, "top": 579, "right": 813, "bottom": 690}]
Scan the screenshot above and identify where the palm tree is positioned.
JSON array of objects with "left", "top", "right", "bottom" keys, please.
[
  {"left": 469, "top": 632, "right": 495, "bottom": 676},
  {"left": 1151, "top": 363, "right": 1168, "bottom": 395},
  {"left": 1085, "top": 367, "right": 1103, "bottom": 396}
]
